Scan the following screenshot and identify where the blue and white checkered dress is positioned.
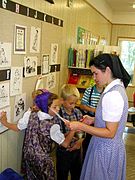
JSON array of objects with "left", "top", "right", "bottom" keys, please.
[{"left": 80, "top": 84, "right": 128, "bottom": 180}]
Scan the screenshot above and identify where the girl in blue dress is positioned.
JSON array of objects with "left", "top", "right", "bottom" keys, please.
[{"left": 68, "top": 53, "right": 131, "bottom": 180}]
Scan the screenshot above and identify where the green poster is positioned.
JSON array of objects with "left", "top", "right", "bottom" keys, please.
[{"left": 77, "top": 27, "right": 85, "bottom": 44}]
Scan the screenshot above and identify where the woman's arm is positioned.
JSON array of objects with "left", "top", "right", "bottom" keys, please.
[
  {"left": 81, "top": 115, "right": 94, "bottom": 125},
  {"left": 69, "top": 121, "right": 119, "bottom": 138},
  {"left": 0, "top": 112, "right": 20, "bottom": 132}
]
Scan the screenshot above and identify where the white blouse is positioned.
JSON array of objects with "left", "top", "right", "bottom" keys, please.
[
  {"left": 102, "top": 79, "right": 124, "bottom": 122},
  {"left": 17, "top": 108, "right": 53, "bottom": 130},
  {"left": 17, "top": 109, "right": 65, "bottom": 145}
]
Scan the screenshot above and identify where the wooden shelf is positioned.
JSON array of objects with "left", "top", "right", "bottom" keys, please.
[
  {"left": 68, "top": 67, "right": 92, "bottom": 76},
  {"left": 68, "top": 66, "right": 90, "bottom": 70},
  {"left": 68, "top": 67, "right": 94, "bottom": 106}
]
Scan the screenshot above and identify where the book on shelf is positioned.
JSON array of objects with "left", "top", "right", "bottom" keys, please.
[
  {"left": 77, "top": 75, "right": 95, "bottom": 88},
  {"left": 68, "top": 73, "right": 79, "bottom": 84},
  {"left": 68, "top": 73, "right": 95, "bottom": 87}
]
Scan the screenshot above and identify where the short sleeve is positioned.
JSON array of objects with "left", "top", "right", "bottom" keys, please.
[
  {"left": 50, "top": 124, "right": 65, "bottom": 145},
  {"left": 17, "top": 110, "right": 31, "bottom": 130},
  {"left": 102, "top": 91, "right": 124, "bottom": 122}
]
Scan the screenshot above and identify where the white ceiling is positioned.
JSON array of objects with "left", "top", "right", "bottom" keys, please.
[
  {"left": 105, "top": 0, "right": 135, "bottom": 13},
  {"left": 87, "top": 0, "right": 135, "bottom": 24}
]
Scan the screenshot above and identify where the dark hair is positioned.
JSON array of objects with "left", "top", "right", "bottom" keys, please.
[
  {"left": 89, "top": 53, "right": 131, "bottom": 88},
  {"left": 90, "top": 53, "right": 113, "bottom": 72},
  {"left": 48, "top": 93, "right": 58, "bottom": 108}
]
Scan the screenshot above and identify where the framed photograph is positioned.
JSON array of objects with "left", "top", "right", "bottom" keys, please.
[
  {"left": 14, "top": 24, "right": 27, "bottom": 54},
  {"left": 42, "top": 54, "right": 49, "bottom": 75}
]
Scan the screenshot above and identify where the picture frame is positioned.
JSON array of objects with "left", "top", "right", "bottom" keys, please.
[{"left": 14, "top": 24, "right": 27, "bottom": 54}]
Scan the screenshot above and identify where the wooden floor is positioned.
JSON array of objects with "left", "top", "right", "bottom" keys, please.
[
  {"left": 56, "top": 124, "right": 135, "bottom": 180},
  {"left": 124, "top": 125, "right": 135, "bottom": 180}
]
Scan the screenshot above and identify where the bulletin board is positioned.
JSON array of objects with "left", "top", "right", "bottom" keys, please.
[{"left": 0, "top": 0, "right": 63, "bottom": 132}]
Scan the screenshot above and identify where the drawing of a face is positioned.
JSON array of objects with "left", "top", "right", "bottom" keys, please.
[
  {"left": 26, "top": 58, "right": 30, "bottom": 66},
  {"left": 35, "top": 29, "right": 38, "bottom": 35},
  {"left": 15, "top": 69, "right": 20, "bottom": 77},
  {"left": 53, "top": 45, "right": 57, "bottom": 52}
]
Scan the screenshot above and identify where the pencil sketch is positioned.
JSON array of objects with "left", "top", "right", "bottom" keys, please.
[
  {"left": 0, "top": 42, "right": 12, "bottom": 68},
  {"left": 50, "top": 43, "right": 58, "bottom": 65},
  {"left": 46, "top": 72, "right": 56, "bottom": 90},
  {"left": 10, "top": 67, "right": 23, "bottom": 96},
  {"left": 30, "top": 26, "right": 41, "bottom": 53},
  {"left": 14, "top": 93, "right": 26, "bottom": 122},
  {"left": 42, "top": 54, "right": 49, "bottom": 75},
  {"left": 0, "top": 82, "right": 10, "bottom": 108},
  {"left": 24, "top": 56, "right": 37, "bottom": 77}
]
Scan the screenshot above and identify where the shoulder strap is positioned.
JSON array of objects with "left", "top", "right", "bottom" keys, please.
[{"left": 89, "top": 86, "right": 94, "bottom": 106}]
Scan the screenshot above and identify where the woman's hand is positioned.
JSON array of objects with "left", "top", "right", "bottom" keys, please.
[
  {"left": 69, "top": 121, "right": 82, "bottom": 131},
  {"left": 81, "top": 115, "right": 94, "bottom": 125}
]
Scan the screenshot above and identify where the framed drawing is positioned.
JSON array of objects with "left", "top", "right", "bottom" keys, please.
[
  {"left": 42, "top": 54, "right": 49, "bottom": 75},
  {"left": 14, "top": 24, "right": 27, "bottom": 54}
]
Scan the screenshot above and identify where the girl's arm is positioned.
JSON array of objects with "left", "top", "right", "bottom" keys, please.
[
  {"left": 0, "top": 112, "right": 20, "bottom": 132},
  {"left": 60, "top": 130, "right": 75, "bottom": 148},
  {"left": 50, "top": 124, "right": 75, "bottom": 148}
]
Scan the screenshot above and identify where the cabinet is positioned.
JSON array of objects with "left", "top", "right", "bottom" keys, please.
[{"left": 68, "top": 66, "right": 94, "bottom": 106}]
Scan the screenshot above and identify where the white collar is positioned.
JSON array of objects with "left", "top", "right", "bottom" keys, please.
[
  {"left": 37, "top": 111, "right": 53, "bottom": 120},
  {"left": 103, "top": 79, "right": 124, "bottom": 93}
]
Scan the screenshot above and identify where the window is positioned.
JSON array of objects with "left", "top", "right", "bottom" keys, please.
[{"left": 118, "top": 38, "right": 135, "bottom": 84}]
